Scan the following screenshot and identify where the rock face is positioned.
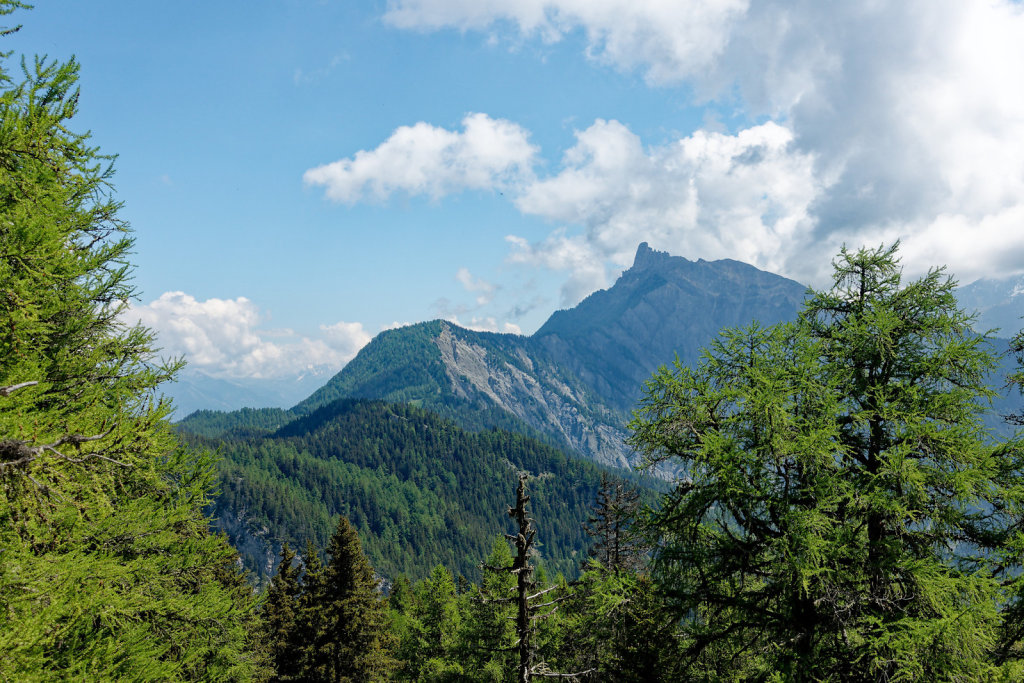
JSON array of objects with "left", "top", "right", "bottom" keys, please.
[
  {"left": 214, "top": 502, "right": 279, "bottom": 581},
  {"left": 433, "top": 323, "right": 632, "bottom": 468},
  {"left": 299, "top": 243, "right": 810, "bottom": 471}
]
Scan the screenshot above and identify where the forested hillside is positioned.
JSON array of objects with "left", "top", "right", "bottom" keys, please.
[
  {"left": 180, "top": 399, "right": 656, "bottom": 583},
  {"left": 294, "top": 319, "right": 634, "bottom": 467}
]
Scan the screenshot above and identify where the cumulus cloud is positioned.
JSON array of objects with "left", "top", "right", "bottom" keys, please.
[
  {"left": 381, "top": 0, "right": 1024, "bottom": 289},
  {"left": 509, "top": 119, "right": 821, "bottom": 304},
  {"left": 303, "top": 113, "right": 537, "bottom": 203},
  {"left": 129, "top": 292, "right": 372, "bottom": 379}
]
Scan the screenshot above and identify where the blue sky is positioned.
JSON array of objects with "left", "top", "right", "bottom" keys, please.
[{"left": 7, "top": 1, "right": 1024, "bottom": 379}]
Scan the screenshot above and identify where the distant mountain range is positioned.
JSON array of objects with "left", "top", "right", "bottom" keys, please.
[
  {"left": 957, "top": 273, "right": 1024, "bottom": 337},
  {"left": 162, "top": 366, "right": 335, "bottom": 419},
  {"left": 175, "top": 243, "right": 1024, "bottom": 459}
]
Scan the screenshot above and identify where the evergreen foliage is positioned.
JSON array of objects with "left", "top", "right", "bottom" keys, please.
[
  {"left": 630, "top": 244, "right": 1024, "bottom": 680},
  {"left": 259, "top": 516, "right": 396, "bottom": 682},
  {"left": 0, "top": 4, "right": 259, "bottom": 679},
  {"left": 1009, "top": 325, "right": 1024, "bottom": 427},
  {"left": 552, "top": 474, "right": 680, "bottom": 680},
  {"left": 306, "top": 516, "right": 396, "bottom": 682},
  {"left": 261, "top": 543, "right": 302, "bottom": 680},
  {"left": 458, "top": 537, "right": 518, "bottom": 681},
  {"left": 389, "top": 564, "right": 467, "bottom": 681},
  {"left": 186, "top": 399, "right": 652, "bottom": 583},
  {"left": 178, "top": 407, "right": 294, "bottom": 439}
]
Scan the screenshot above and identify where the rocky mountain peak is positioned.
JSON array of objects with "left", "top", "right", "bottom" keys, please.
[{"left": 631, "top": 241, "right": 676, "bottom": 271}]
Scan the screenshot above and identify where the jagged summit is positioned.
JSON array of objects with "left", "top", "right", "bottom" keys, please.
[
  {"left": 631, "top": 241, "right": 677, "bottom": 271},
  {"left": 534, "top": 246, "right": 808, "bottom": 411}
]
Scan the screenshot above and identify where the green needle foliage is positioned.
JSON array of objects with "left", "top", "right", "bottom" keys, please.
[
  {"left": 0, "top": 4, "right": 259, "bottom": 679},
  {"left": 261, "top": 516, "right": 396, "bottom": 682},
  {"left": 630, "top": 244, "right": 1024, "bottom": 681}
]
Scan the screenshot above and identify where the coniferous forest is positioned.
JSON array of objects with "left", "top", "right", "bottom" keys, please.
[{"left": 5, "top": 3, "right": 1024, "bottom": 680}]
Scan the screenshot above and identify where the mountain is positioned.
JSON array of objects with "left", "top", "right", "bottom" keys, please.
[
  {"left": 162, "top": 367, "right": 333, "bottom": 420},
  {"left": 295, "top": 319, "right": 635, "bottom": 467},
  {"left": 957, "top": 274, "right": 1024, "bottom": 336},
  {"left": 180, "top": 243, "right": 1023, "bottom": 586},
  {"left": 534, "top": 243, "right": 809, "bottom": 411},
  {"left": 296, "top": 243, "right": 809, "bottom": 468}
]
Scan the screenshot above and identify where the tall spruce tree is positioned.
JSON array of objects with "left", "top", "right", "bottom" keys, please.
[
  {"left": 301, "top": 515, "right": 396, "bottom": 682},
  {"left": 630, "top": 244, "right": 1024, "bottom": 680},
  {"left": 0, "top": 4, "right": 259, "bottom": 679},
  {"left": 262, "top": 543, "right": 302, "bottom": 681}
]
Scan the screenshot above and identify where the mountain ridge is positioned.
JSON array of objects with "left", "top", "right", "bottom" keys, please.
[{"left": 288, "top": 242, "right": 810, "bottom": 467}]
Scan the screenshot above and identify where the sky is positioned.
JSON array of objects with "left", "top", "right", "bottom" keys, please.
[{"left": 7, "top": 0, "right": 1024, "bottom": 380}]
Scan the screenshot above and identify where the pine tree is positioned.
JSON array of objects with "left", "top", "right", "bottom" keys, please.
[
  {"left": 0, "top": 4, "right": 259, "bottom": 679},
  {"left": 262, "top": 543, "right": 302, "bottom": 681},
  {"left": 301, "top": 515, "right": 396, "bottom": 682},
  {"left": 630, "top": 244, "right": 1024, "bottom": 680}
]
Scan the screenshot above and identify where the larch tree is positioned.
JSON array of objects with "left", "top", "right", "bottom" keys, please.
[
  {"left": 0, "top": 4, "right": 260, "bottom": 680},
  {"left": 461, "top": 536, "right": 517, "bottom": 681},
  {"left": 630, "top": 244, "right": 1024, "bottom": 681}
]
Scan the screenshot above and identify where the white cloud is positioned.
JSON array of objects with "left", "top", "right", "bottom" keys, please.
[
  {"left": 319, "top": 321, "right": 373, "bottom": 359},
  {"left": 384, "top": 0, "right": 748, "bottom": 85},
  {"left": 509, "top": 119, "right": 821, "bottom": 304},
  {"left": 456, "top": 267, "right": 497, "bottom": 305},
  {"left": 381, "top": 0, "right": 1024, "bottom": 290},
  {"left": 303, "top": 113, "right": 537, "bottom": 203},
  {"left": 128, "top": 292, "right": 372, "bottom": 379}
]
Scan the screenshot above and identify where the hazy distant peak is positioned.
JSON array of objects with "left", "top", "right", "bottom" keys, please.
[{"left": 632, "top": 242, "right": 678, "bottom": 271}]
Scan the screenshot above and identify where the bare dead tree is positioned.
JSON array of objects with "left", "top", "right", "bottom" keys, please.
[
  {"left": 482, "top": 472, "right": 594, "bottom": 682},
  {"left": 583, "top": 473, "right": 647, "bottom": 574}
]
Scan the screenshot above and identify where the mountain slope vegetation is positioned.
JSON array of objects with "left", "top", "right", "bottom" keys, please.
[{"left": 180, "top": 399, "right": 657, "bottom": 583}]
